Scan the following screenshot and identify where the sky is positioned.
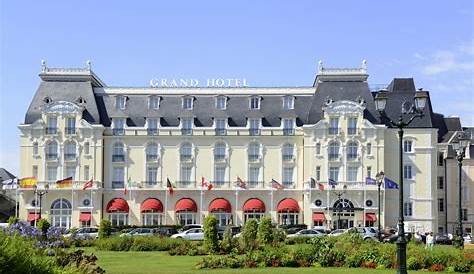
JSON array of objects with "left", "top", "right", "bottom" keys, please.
[{"left": 0, "top": 0, "right": 473, "bottom": 176}]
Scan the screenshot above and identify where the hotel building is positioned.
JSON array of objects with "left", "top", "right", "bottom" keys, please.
[{"left": 16, "top": 61, "right": 471, "bottom": 233}]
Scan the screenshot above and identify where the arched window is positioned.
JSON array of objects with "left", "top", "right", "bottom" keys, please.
[
  {"left": 112, "top": 142, "right": 125, "bottom": 162},
  {"left": 180, "top": 143, "right": 192, "bottom": 161},
  {"left": 46, "top": 141, "right": 58, "bottom": 160},
  {"left": 347, "top": 142, "right": 358, "bottom": 160},
  {"left": 50, "top": 198, "right": 72, "bottom": 228},
  {"left": 214, "top": 142, "right": 226, "bottom": 161},
  {"left": 282, "top": 143, "right": 294, "bottom": 161},
  {"left": 328, "top": 141, "right": 340, "bottom": 160},
  {"left": 248, "top": 143, "right": 260, "bottom": 161},
  {"left": 64, "top": 141, "right": 76, "bottom": 160},
  {"left": 146, "top": 142, "right": 159, "bottom": 162}
]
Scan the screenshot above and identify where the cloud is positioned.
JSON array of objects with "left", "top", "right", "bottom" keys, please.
[{"left": 421, "top": 49, "right": 474, "bottom": 75}]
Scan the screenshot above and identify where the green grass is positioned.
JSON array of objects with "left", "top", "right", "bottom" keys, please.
[{"left": 84, "top": 248, "right": 429, "bottom": 274}]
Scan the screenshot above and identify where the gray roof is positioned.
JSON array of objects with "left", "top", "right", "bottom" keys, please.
[{"left": 0, "top": 168, "right": 15, "bottom": 182}]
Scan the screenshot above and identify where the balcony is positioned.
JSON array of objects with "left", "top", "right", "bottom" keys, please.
[
  {"left": 249, "top": 129, "right": 261, "bottom": 136},
  {"left": 65, "top": 127, "right": 76, "bottom": 135},
  {"left": 176, "top": 181, "right": 195, "bottom": 188},
  {"left": 328, "top": 128, "right": 340, "bottom": 135},
  {"left": 328, "top": 154, "right": 340, "bottom": 161},
  {"left": 180, "top": 155, "right": 193, "bottom": 162},
  {"left": 147, "top": 129, "right": 158, "bottom": 136},
  {"left": 215, "top": 129, "right": 227, "bottom": 136},
  {"left": 283, "top": 128, "right": 295, "bottom": 136},
  {"left": 112, "top": 181, "right": 124, "bottom": 189},
  {"left": 113, "top": 128, "right": 125, "bottom": 136},
  {"left": 45, "top": 127, "right": 58, "bottom": 135},
  {"left": 142, "top": 181, "right": 162, "bottom": 188},
  {"left": 282, "top": 182, "right": 295, "bottom": 188},
  {"left": 211, "top": 181, "right": 229, "bottom": 188},
  {"left": 248, "top": 154, "right": 260, "bottom": 162},
  {"left": 346, "top": 154, "right": 359, "bottom": 161},
  {"left": 112, "top": 154, "right": 125, "bottom": 162},
  {"left": 181, "top": 128, "right": 193, "bottom": 135},
  {"left": 46, "top": 153, "right": 58, "bottom": 161},
  {"left": 347, "top": 128, "right": 357, "bottom": 135},
  {"left": 282, "top": 154, "right": 294, "bottom": 162},
  {"left": 146, "top": 154, "right": 159, "bottom": 162},
  {"left": 64, "top": 153, "right": 76, "bottom": 161},
  {"left": 247, "top": 181, "right": 264, "bottom": 188},
  {"left": 214, "top": 154, "right": 226, "bottom": 162}
]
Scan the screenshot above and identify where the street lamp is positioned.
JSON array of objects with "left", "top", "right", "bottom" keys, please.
[
  {"left": 452, "top": 132, "right": 469, "bottom": 249},
  {"left": 376, "top": 171, "right": 385, "bottom": 241},
  {"left": 33, "top": 183, "right": 49, "bottom": 224},
  {"left": 374, "top": 88, "right": 428, "bottom": 274},
  {"left": 332, "top": 184, "right": 347, "bottom": 229}
]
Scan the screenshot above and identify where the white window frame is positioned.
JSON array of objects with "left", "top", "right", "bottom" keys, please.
[
  {"left": 176, "top": 212, "right": 196, "bottom": 225},
  {"left": 316, "top": 166, "right": 321, "bottom": 181},
  {"left": 112, "top": 167, "right": 125, "bottom": 188},
  {"left": 248, "top": 166, "right": 261, "bottom": 184},
  {"left": 403, "top": 140, "right": 413, "bottom": 153},
  {"left": 282, "top": 96, "right": 294, "bottom": 110},
  {"left": 329, "top": 117, "right": 339, "bottom": 135},
  {"left": 249, "top": 96, "right": 260, "bottom": 110},
  {"left": 115, "top": 96, "right": 127, "bottom": 110},
  {"left": 282, "top": 167, "right": 294, "bottom": 186},
  {"left": 214, "top": 165, "right": 226, "bottom": 185},
  {"left": 65, "top": 165, "right": 76, "bottom": 180},
  {"left": 403, "top": 165, "right": 414, "bottom": 179},
  {"left": 216, "top": 96, "right": 227, "bottom": 110},
  {"left": 50, "top": 198, "right": 72, "bottom": 228},
  {"left": 347, "top": 166, "right": 358, "bottom": 182},
  {"left": 149, "top": 96, "right": 160, "bottom": 110},
  {"left": 404, "top": 202, "right": 413, "bottom": 217},
  {"left": 347, "top": 117, "right": 357, "bottom": 135},
  {"left": 282, "top": 143, "right": 294, "bottom": 161},
  {"left": 84, "top": 165, "right": 90, "bottom": 181},
  {"left": 180, "top": 165, "right": 193, "bottom": 183},
  {"left": 182, "top": 97, "right": 193, "bottom": 110},
  {"left": 366, "top": 143, "right": 372, "bottom": 155},
  {"left": 328, "top": 141, "right": 340, "bottom": 160},
  {"left": 47, "top": 165, "right": 57, "bottom": 181},
  {"left": 142, "top": 213, "right": 163, "bottom": 225},
  {"left": 109, "top": 213, "right": 128, "bottom": 226},
  {"left": 329, "top": 166, "right": 339, "bottom": 181}
]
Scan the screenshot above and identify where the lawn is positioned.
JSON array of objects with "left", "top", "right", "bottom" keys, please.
[{"left": 87, "top": 248, "right": 430, "bottom": 274}]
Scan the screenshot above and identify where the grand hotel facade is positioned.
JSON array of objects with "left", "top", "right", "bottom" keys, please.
[{"left": 16, "top": 61, "right": 473, "bottom": 234}]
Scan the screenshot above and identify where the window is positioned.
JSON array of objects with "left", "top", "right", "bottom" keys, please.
[
  {"left": 214, "top": 142, "right": 226, "bottom": 161},
  {"left": 366, "top": 166, "right": 372, "bottom": 179},
  {"left": 282, "top": 96, "right": 294, "bottom": 110},
  {"left": 283, "top": 118, "right": 294, "bottom": 135},
  {"left": 46, "top": 116, "right": 57, "bottom": 134},
  {"left": 404, "top": 202, "right": 413, "bottom": 216},
  {"left": 212, "top": 211, "right": 232, "bottom": 227},
  {"left": 462, "top": 208, "right": 468, "bottom": 221},
  {"left": 149, "top": 96, "right": 160, "bottom": 110},
  {"left": 84, "top": 142, "right": 90, "bottom": 155},
  {"left": 347, "top": 166, "right": 358, "bottom": 182},
  {"left": 366, "top": 143, "right": 372, "bottom": 155},
  {"left": 437, "top": 177, "right": 444, "bottom": 190},
  {"left": 180, "top": 143, "right": 193, "bottom": 161},
  {"left": 365, "top": 200, "right": 373, "bottom": 207},
  {"left": 50, "top": 198, "right": 72, "bottom": 228},
  {"left": 403, "top": 140, "right": 413, "bottom": 153},
  {"left": 216, "top": 96, "right": 227, "bottom": 110},
  {"left": 113, "top": 118, "right": 125, "bottom": 136},
  {"left": 329, "top": 117, "right": 339, "bottom": 135},
  {"left": 46, "top": 141, "right": 58, "bottom": 160},
  {"left": 279, "top": 212, "right": 299, "bottom": 225},
  {"left": 438, "top": 153, "right": 444, "bottom": 166},
  {"left": 116, "top": 96, "right": 126, "bottom": 110},
  {"left": 142, "top": 213, "right": 162, "bottom": 226},
  {"left": 347, "top": 117, "right": 357, "bottom": 135},
  {"left": 328, "top": 141, "right": 340, "bottom": 160},
  {"left": 32, "top": 165, "right": 38, "bottom": 178},
  {"left": 214, "top": 166, "right": 226, "bottom": 185},
  {"left": 176, "top": 212, "right": 196, "bottom": 225},
  {"left": 181, "top": 118, "right": 193, "bottom": 135},
  {"left": 112, "top": 142, "right": 125, "bottom": 162},
  {"left": 109, "top": 213, "right": 128, "bottom": 226},
  {"left": 64, "top": 142, "right": 76, "bottom": 160},
  {"left": 347, "top": 142, "right": 358, "bottom": 160},
  {"left": 112, "top": 167, "right": 124, "bottom": 188},
  {"left": 146, "top": 143, "right": 159, "bottom": 162},
  {"left": 316, "top": 166, "right": 321, "bottom": 181},
  {"left": 438, "top": 198, "right": 444, "bottom": 212},
  {"left": 403, "top": 165, "right": 413, "bottom": 179},
  {"left": 248, "top": 166, "right": 260, "bottom": 185},
  {"left": 282, "top": 143, "right": 294, "bottom": 161},
  {"left": 65, "top": 117, "right": 75, "bottom": 135},
  {"left": 182, "top": 97, "right": 193, "bottom": 110},
  {"left": 65, "top": 166, "right": 76, "bottom": 180},
  {"left": 249, "top": 118, "right": 260, "bottom": 135},
  {"left": 215, "top": 118, "right": 226, "bottom": 135},
  {"left": 180, "top": 166, "right": 192, "bottom": 183},
  {"left": 329, "top": 167, "right": 339, "bottom": 181},
  {"left": 147, "top": 118, "right": 159, "bottom": 135},
  {"left": 316, "top": 143, "right": 321, "bottom": 155},
  {"left": 146, "top": 167, "right": 158, "bottom": 185},
  {"left": 282, "top": 167, "right": 294, "bottom": 186},
  {"left": 249, "top": 97, "right": 260, "bottom": 109},
  {"left": 84, "top": 165, "right": 90, "bottom": 181},
  {"left": 248, "top": 143, "right": 260, "bottom": 161},
  {"left": 244, "top": 212, "right": 264, "bottom": 222},
  {"left": 47, "top": 166, "right": 57, "bottom": 181},
  {"left": 33, "top": 142, "right": 38, "bottom": 156}
]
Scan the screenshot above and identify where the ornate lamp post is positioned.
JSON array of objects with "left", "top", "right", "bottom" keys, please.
[
  {"left": 374, "top": 89, "right": 428, "bottom": 274},
  {"left": 332, "top": 184, "right": 347, "bottom": 229},
  {"left": 376, "top": 171, "right": 385, "bottom": 241},
  {"left": 33, "top": 183, "right": 49, "bottom": 222},
  {"left": 452, "top": 132, "right": 469, "bottom": 249}
]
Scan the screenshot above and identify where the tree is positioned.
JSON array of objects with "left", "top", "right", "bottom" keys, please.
[
  {"left": 203, "top": 215, "right": 219, "bottom": 253},
  {"left": 220, "top": 225, "right": 234, "bottom": 253},
  {"left": 257, "top": 216, "right": 273, "bottom": 245},
  {"left": 98, "top": 219, "right": 112, "bottom": 239},
  {"left": 240, "top": 218, "right": 258, "bottom": 251}
]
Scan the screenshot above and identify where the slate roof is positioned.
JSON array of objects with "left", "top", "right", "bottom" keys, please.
[{"left": 0, "top": 168, "right": 15, "bottom": 182}]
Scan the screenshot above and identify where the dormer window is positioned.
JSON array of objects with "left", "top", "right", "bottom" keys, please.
[
  {"left": 216, "top": 96, "right": 227, "bottom": 110},
  {"left": 112, "top": 118, "right": 125, "bottom": 136},
  {"left": 249, "top": 97, "right": 260, "bottom": 110},
  {"left": 181, "top": 118, "right": 193, "bottom": 135},
  {"left": 149, "top": 96, "right": 160, "bottom": 110},
  {"left": 116, "top": 96, "right": 127, "bottom": 110},
  {"left": 147, "top": 118, "right": 159, "bottom": 135},
  {"left": 182, "top": 97, "right": 193, "bottom": 110},
  {"left": 283, "top": 118, "right": 294, "bottom": 136},
  {"left": 282, "top": 96, "right": 294, "bottom": 110}
]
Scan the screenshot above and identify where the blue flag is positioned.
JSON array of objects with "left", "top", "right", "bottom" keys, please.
[
  {"left": 365, "top": 177, "right": 377, "bottom": 185},
  {"left": 328, "top": 178, "right": 337, "bottom": 186},
  {"left": 384, "top": 177, "right": 399, "bottom": 189}
]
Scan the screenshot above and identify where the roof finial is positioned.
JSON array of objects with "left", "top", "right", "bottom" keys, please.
[
  {"left": 86, "top": 60, "right": 91, "bottom": 70},
  {"left": 361, "top": 59, "right": 367, "bottom": 70},
  {"left": 318, "top": 60, "right": 323, "bottom": 73},
  {"left": 41, "top": 59, "right": 47, "bottom": 72}
]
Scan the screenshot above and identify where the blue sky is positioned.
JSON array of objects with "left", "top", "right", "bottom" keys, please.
[{"left": 1, "top": 0, "right": 473, "bottom": 175}]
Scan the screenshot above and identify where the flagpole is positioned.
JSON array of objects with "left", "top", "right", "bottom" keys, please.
[
  {"left": 235, "top": 189, "right": 238, "bottom": 225},
  {"left": 308, "top": 179, "right": 312, "bottom": 228},
  {"left": 270, "top": 186, "right": 274, "bottom": 222},
  {"left": 164, "top": 181, "right": 168, "bottom": 225},
  {"left": 363, "top": 181, "right": 366, "bottom": 227},
  {"left": 34, "top": 189, "right": 38, "bottom": 227},
  {"left": 200, "top": 186, "right": 203, "bottom": 224},
  {"left": 326, "top": 187, "right": 330, "bottom": 230}
]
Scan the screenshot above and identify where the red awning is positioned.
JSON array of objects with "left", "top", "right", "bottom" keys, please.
[
  {"left": 277, "top": 198, "right": 299, "bottom": 213},
  {"left": 106, "top": 198, "right": 129, "bottom": 213},
  {"left": 209, "top": 198, "right": 232, "bottom": 213},
  {"left": 79, "top": 212, "right": 91, "bottom": 222},
  {"left": 365, "top": 213, "right": 377, "bottom": 221},
  {"left": 175, "top": 198, "right": 197, "bottom": 212},
  {"left": 243, "top": 198, "right": 265, "bottom": 212},
  {"left": 312, "top": 212, "right": 325, "bottom": 221},
  {"left": 27, "top": 212, "right": 40, "bottom": 222},
  {"left": 141, "top": 198, "right": 163, "bottom": 213}
]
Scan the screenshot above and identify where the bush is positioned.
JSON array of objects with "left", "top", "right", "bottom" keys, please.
[
  {"left": 7, "top": 216, "right": 19, "bottom": 226},
  {"left": 220, "top": 226, "right": 235, "bottom": 253},
  {"left": 291, "top": 244, "right": 315, "bottom": 267},
  {"left": 98, "top": 219, "right": 112, "bottom": 239},
  {"left": 95, "top": 236, "right": 185, "bottom": 252},
  {"left": 203, "top": 215, "right": 219, "bottom": 254},
  {"left": 239, "top": 219, "right": 258, "bottom": 251},
  {"left": 37, "top": 218, "right": 50, "bottom": 235},
  {"left": 407, "top": 256, "right": 421, "bottom": 270},
  {"left": 272, "top": 228, "right": 286, "bottom": 246},
  {"left": 256, "top": 217, "right": 273, "bottom": 246}
]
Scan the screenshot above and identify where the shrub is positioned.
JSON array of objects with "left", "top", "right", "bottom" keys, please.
[
  {"left": 256, "top": 217, "right": 273, "bottom": 246},
  {"left": 220, "top": 226, "right": 234, "bottom": 253},
  {"left": 98, "top": 219, "right": 112, "bottom": 239},
  {"left": 272, "top": 228, "right": 286, "bottom": 246},
  {"left": 407, "top": 256, "right": 421, "bottom": 270},
  {"left": 203, "top": 215, "right": 219, "bottom": 254},
  {"left": 37, "top": 218, "right": 51, "bottom": 235},
  {"left": 239, "top": 219, "right": 258, "bottom": 251},
  {"left": 95, "top": 236, "right": 185, "bottom": 252},
  {"left": 7, "top": 216, "right": 19, "bottom": 226},
  {"left": 291, "top": 244, "right": 315, "bottom": 267},
  {"left": 429, "top": 263, "right": 444, "bottom": 272}
]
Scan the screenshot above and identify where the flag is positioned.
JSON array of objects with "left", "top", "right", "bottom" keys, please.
[
  {"left": 384, "top": 177, "right": 399, "bottom": 189},
  {"left": 328, "top": 178, "right": 337, "bottom": 186},
  {"left": 124, "top": 177, "right": 131, "bottom": 195},
  {"left": 236, "top": 177, "right": 247, "bottom": 189},
  {"left": 20, "top": 177, "right": 37, "bottom": 188},
  {"left": 317, "top": 182, "right": 324, "bottom": 191},
  {"left": 365, "top": 177, "right": 377, "bottom": 185},
  {"left": 271, "top": 179, "right": 284, "bottom": 190},
  {"left": 167, "top": 178, "right": 174, "bottom": 195},
  {"left": 2, "top": 178, "right": 18, "bottom": 190},
  {"left": 82, "top": 179, "right": 94, "bottom": 190},
  {"left": 310, "top": 177, "right": 316, "bottom": 188},
  {"left": 56, "top": 177, "right": 73, "bottom": 188},
  {"left": 201, "top": 177, "right": 213, "bottom": 191}
]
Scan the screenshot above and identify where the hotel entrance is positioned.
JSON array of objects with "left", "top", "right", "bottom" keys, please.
[{"left": 332, "top": 199, "right": 355, "bottom": 229}]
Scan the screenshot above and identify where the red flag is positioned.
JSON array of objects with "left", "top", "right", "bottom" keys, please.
[
  {"left": 317, "top": 182, "right": 324, "bottom": 191},
  {"left": 82, "top": 179, "right": 93, "bottom": 190},
  {"left": 201, "top": 177, "right": 213, "bottom": 191},
  {"left": 123, "top": 185, "right": 128, "bottom": 195},
  {"left": 167, "top": 178, "right": 174, "bottom": 195},
  {"left": 236, "top": 177, "right": 247, "bottom": 189},
  {"left": 271, "top": 179, "right": 284, "bottom": 190}
]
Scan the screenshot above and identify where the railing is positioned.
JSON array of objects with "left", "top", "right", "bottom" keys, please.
[
  {"left": 176, "top": 181, "right": 195, "bottom": 188},
  {"left": 147, "top": 129, "right": 158, "bottom": 136},
  {"left": 282, "top": 182, "right": 295, "bottom": 188},
  {"left": 180, "top": 155, "right": 193, "bottom": 161},
  {"left": 64, "top": 153, "right": 76, "bottom": 161},
  {"left": 282, "top": 154, "right": 294, "bottom": 161},
  {"left": 46, "top": 153, "right": 58, "bottom": 160},
  {"left": 328, "top": 154, "right": 340, "bottom": 161},
  {"left": 347, "top": 128, "right": 357, "bottom": 135},
  {"left": 113, "top": 129, "right": 125, "bottom": 136},
  {"left": 215, "top": 129, "right": 227, "bottom": 136},
  {"left": 146, "top": 154, "right": 159, "bottom": 162},
  {"left": 249, "top": 129, "right": 261, "bottom": 136},
  {"left": 112, "top": 155, "right": 125, "bottom": 162},
  {"left": 65, "top": 127, "right": 76, "bottom": 135},
  {"left": 181, "top": 128, "right": 193, "bottom": 135},
  {"left": 247, "top": 181, "right": 264, "bottom": 188},
  {"left": 112, "top": 181, "right": 124, "bottom": 189},
  {"left": 214, "top": 154, "right": 226, "bottom": 162},
  {"left": 32, "top": 181, "right": 99, "bottom": 190},
  {"left": 248, "top": 154, "right": 260, "bottom": 162},
  {"left": 328, "top": 128, "right": 339, "bottom": 135},
  {"left": 283, "top": 128, "right": 295, "bottom": 136},
  {"left": 45, "top": 127, "right": 57, "bottom": 135},
  {"left": 211, "top": 181, "right": 230, "bottom": 188},
  {"left": 310, "top": 181, "right": 379, "bottom": 190},
  {"left": 141, "top": 181, "right": 162, "bottom": 188}
]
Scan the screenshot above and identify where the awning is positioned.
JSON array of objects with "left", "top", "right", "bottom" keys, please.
[
  {"left": 277, "top": 198, "right": 299, "bottom": 213},
  {"left": 365, "top": 213, "right": 377, "bottom": 221},
  {"left": 79, "top": 212, "right": 91, "bottom": 222},
  {"left": 175, "top": 198, "right": 197, "bottom": 212},
  {"left": 209, "top": 198, "right": 232, "bottom": 213},
  {"left": 312, "top": 212, "right": 325, "bottom": 221},
  {"left": 141, "top": 198, "right": 163, "bottom": 213},
  {"left": 27, "top": 212, "right": 40, "bottom": 222},
  {"left": 106, "top": 198, "right": 129, "bottom": 213},
  {"left": 243, "top": 198, "right": 265, "bottom": 212}
]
